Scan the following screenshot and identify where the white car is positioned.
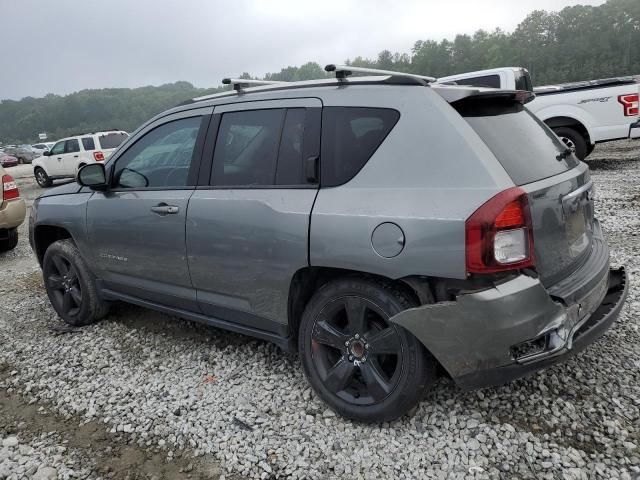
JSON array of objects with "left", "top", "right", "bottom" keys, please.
[
  {"left": 437, "top": 68, "right": 640, "bottom": 159},
  {"left": 32, "top": 131, "right": 128, "bottom": 187}
]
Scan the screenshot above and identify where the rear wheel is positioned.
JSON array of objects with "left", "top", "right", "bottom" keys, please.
[
  {"left": 553, "top": 127, "right": 587, "bottom": 161},
  {"left": 0, "top": 228, "right": 18, "bottom": 252},
  {"left": 43, "top": 239, "right": 109, "bottom": 326},
  {"left": 299, "top": 278, "right": 434, "bottom": 423},
  {"left": 34, "top": 167, "right": 52, "bottom": 188}
]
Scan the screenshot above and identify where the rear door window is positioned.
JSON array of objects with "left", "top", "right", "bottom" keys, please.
[
  {"left": 211, "top": 109, "right": 285, "bottom": 186},
  {"left": 321, "top": 107, "right": 399, "bottom": 187},
  {"left": 457, "top": 98, "right": 579, "bottom": 185},
  {"left": 275, "top": 108, "right": 306, "bottom": 185}
]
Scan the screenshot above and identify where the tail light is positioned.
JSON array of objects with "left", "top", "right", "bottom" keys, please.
[
  {"left": 93, "top": 151, "right": 105, "bottom": 161},
  {"left": 2, "top": 174, "right": 20, "bottom": 201},
  {"left": 465, "top": 187, "right": 535, "bottom": 274},
  {"left": 618, "top": 94, "right": 639, "bottom": 117}
]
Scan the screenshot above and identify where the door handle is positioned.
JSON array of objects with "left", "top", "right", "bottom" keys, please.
[
  {"left": 74, "top": 155, "right": 79, "bottom": 158},
  {"left": 151, "top": 203, "right": 179, "bottom": 215}
]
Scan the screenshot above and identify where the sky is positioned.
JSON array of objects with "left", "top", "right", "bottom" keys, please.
[{"left": 0, "top": 0, "right": 606, "bottom": 100}]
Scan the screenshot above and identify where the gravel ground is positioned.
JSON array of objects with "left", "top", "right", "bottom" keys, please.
[{"left": 1, "top": 142, "right": 639, "bottom": 479}]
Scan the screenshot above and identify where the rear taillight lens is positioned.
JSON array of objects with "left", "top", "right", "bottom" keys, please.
[
  {"left": 618, "top": 93, "right": 639, "bottom": 117},
  {"left": 2, "top": 174, "right": 20, "bottom": 200},
  {"left": 465, "top": 187, "right": 535, "bottom": 274},
  {"left": 93, "top": 151, "right": 105, "bottom": 161}
]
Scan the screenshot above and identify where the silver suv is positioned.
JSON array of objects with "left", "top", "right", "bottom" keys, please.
[{"left": 29, "top": 66, "right": 628, "bottom": 422}]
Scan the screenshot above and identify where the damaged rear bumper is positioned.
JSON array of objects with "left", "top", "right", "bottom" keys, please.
[{"left": 390, "top": 267, "right": 628, "bottom": 390}]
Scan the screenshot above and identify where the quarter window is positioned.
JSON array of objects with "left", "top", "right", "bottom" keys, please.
[
  {"left": 112, "top": 116, "right": 202, "bottom": 189},
  {"left": 321, "top": 107, "right": 400, "bottom": 187},
  {"left": 82, "top": 137, "right": 95, "bottom": 151}
]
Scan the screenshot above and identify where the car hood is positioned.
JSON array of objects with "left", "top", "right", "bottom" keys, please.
[{"left": 38, "top": 182, "right": 84, "bottom": 198}]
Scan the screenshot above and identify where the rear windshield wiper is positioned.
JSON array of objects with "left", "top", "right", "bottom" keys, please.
[{"left": 556, "top": 148, "right": 573, "bottom": 161}]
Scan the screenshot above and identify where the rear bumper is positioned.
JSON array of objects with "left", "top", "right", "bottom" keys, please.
[
  {"left": 455, "top": 267, "right": 627, "bottom": 389},
  {"left": 390, "top": 266, "right": 628, "bottom": 390},
  {"left": 630, "top": 120, "right": 640, "bottom": 139},
  {"left": 0, "top": 198, "right": 27, "bottom": 230}
]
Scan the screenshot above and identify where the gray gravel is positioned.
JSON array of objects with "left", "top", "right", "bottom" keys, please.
[{"left": 1, "top": 141, "right": 640, "bottom": 479}]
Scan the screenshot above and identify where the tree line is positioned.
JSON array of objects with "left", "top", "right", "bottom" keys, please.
[{"left": 1, "top": 0, "right": 637, "bottom": 145}]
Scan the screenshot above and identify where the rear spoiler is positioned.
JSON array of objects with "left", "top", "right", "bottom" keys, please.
[{"left": 432, "top": 86, "right": 535, "bottom": 105}]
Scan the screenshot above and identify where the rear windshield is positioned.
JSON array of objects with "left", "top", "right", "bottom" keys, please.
[
  {"left": 98, "top": 132, "right": 128, "bottom": 149},
  {"left": 456, "top": 98, "right": 579, "bottom": 185},
  {"left": 514, "top": 69, "right": 533, "bottom": 91}
]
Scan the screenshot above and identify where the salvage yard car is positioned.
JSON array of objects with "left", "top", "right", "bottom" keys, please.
[
  {"left": 29, "top": 66, "right": 628, "bottom": 422},
  {"left": 32, "top": 130, "right": 128, "bottom": 187},
  {"left": 1, "top": 166, "right": 26, "bottom": 251}
]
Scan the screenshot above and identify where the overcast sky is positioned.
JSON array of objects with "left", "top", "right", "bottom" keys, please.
[{"left": 0, "top": 0, "right": 605, "bottom": 100}]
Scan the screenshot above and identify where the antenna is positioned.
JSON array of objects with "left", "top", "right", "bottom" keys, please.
[{"left": 325, "top": 64, "right": 436, "bottom": 83}]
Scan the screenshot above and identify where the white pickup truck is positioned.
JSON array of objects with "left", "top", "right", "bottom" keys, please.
[{"left": 438, "top": 67, "right": 640, "bottom": 159}]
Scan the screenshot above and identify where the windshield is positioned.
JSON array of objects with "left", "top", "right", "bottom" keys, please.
[
  {"left": 98, "top": 132, "right": 128, "bottom": 149},
  {"left": 456, "top": 98, "right": 579, "bottom": 185}
]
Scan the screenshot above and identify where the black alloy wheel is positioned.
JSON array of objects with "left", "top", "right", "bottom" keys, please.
[
  {"left": 299, "top": 278, "right": 434, "bottom": 423},
  {"left": 42, "top": 239, "right": 110, "bottom": 326},
  {"left": 45, "top": 253, "right": 83, "bottom": 317},
  {"left": 311, "top": 296, "right": 403, "bottom": 405}
]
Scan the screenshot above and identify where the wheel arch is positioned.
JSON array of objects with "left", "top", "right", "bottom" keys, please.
[
  {"left": 543, "top": 116, "right": 592, "bottom": 146},
  {"left": 287, "top": 266, "right": 434, "bottom": 342},
  {"left": 33, "top": 224, "right": 74, "bottom": 266},
  {"left": 33, "top": 162, "right": 50, "bottom": 176}
]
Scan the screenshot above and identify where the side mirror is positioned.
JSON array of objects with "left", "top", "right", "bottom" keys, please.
[
  {"left": 77, "top": 163, "right": 107, "bottom": 190},
  {"left": 42, "top": 150, "right": 51, "bottom": 156}
]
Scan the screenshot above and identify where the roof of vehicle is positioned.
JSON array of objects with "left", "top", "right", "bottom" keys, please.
[{"left": 53, "top": 130, "right": 128, "bottom": 142}]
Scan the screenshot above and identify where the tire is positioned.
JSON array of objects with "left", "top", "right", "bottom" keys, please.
[
  {"left": 34, "top": 167, "right": 52, "bottom": 188},
  {"left": 0, "top": 228, "right": 18, "bottom": 252},
  {"left": 298, "top": 277, "right": 435, "bottom": 423},
  {"left": 42, "top": 239, "right": 110, "bottom": 326},
  {"left": 553, "top": 127, "right": 588, "bottom": 161}
]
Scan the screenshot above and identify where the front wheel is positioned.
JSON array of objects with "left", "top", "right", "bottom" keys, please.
[
  {"left": 43, "top": 239, "right": 110, "bottom": 326},
  {"left": 298, "top": 278, "right": 435, "bottom": 423},
  {"left": 34, "top": 167, "right": 52, "bottom": 188}
]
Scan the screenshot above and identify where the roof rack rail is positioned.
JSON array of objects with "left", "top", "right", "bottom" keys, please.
[
  {"left": 192, "top": 78, "right": 288, "bottom": 101},
  {"left": 325, "top": 64, "right": 436, "bottom": 83},
  {"left": 223, "top": 78, "right": 288, "bottom": 91}
]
